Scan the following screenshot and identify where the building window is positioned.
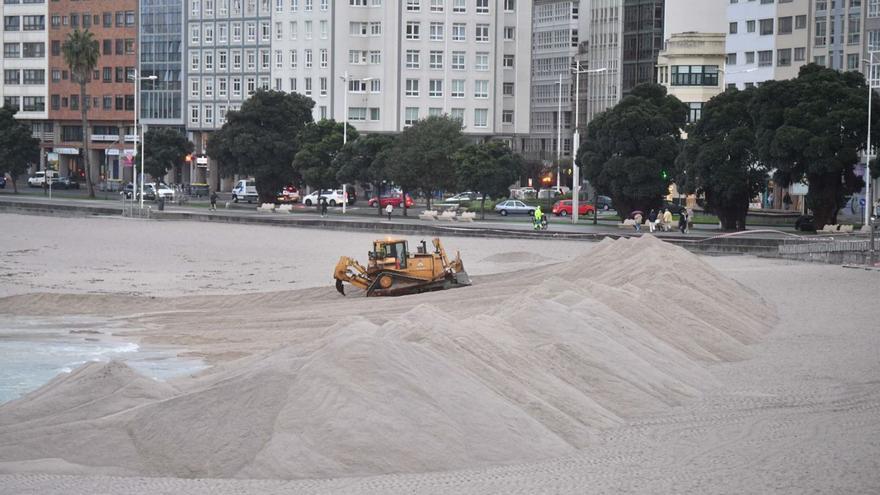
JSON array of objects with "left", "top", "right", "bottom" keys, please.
[
  {"left": 794, "top": 47, "right": 806, "bottom": 61},
  {"left": 406, "top": 50, "right": 420, "bottom": 69},
  {"left": 847, "top": 53, "right": 860, "bottom": 70},
  {"left": 475, "top": 0, "right": 488, "bottom": 13},
  {"left": 450, "top": 107, "right": 465, "bottom": 125},
  {"left": 758, "top": 50, "right": 772, "bottom": 67},
  {"left": 504, "top": 27, "right": 515, "bottom": 40},
  {"left": 3, "top": 43, "right": 20, "bottom": 58},
  {"left": 745, "top": 51, "right": 755, "bottom": 64},
  {"left": 349, "top": 79, "right": 367, "bottom": 92},
  {"left": 304, "top": 49, "right": 312, "bottom": 68},
  {"left": 370, "top": 51, "right": 381, "bottom": 64},
  {"left": 452, "top": 23, "right": 465, "bottom": 41},
  {"left": 815, "top": 18, "right": 826, "bottom": 46},
  {"left": 688, "top": 102, "right": 702, "bottom": 123},
  {"left": 849, "top": 14, "right": 861, "bottom": 44},
  {"left": 320, "top": 77, "right": 327, "bottom": 96},
  {"left": 406, "top": 21, "right": 420, "bottom": 39},
  {"left": 405, "top": 107, "right": 419, "bottom": 126},
  {"left": 371, "top": 79, "right": 381, "bottom": 92},
  {"left": 4, "top": 70, "right": 21, "bottom": 85},
  {"left": 349, "top": 107, "right": 367, "bottom": 121},
  {"left": 746, "top": 20, "right": 755, "bottom": 33},
  {"left": 729, "top": 21, "right": 737, "bottom": 34},
  {"left": 502, "top": 82, "right": 513, "bottom": 96},
  {"left": 795, "top": 15, "right": 806, "bottom": 29},
  {"left": 474, "top": 80, "right": 488, "bottom": 98},
  {"left": 405, "top": 78, "right": 420, "bottom": 96},
  {"left": 475, "top": 24, "right": 489, "bottom": 42},
  {"left": 777, "top": 48, "right": 791, "bottom": 66},
  {"left": 23, "top": 42, "right": 44, "bottom": 58},
  {"left": 473, "top": 108, "right": 487, "bottom": 127},
  {"left": 726, "top": 53, "right": 737, "bottom": 65},
  {"left": 406, "top": 0, "right": 420, "bottom": 11},
  {"left": 429, "top": 79, "right": 443, "bottom": 97},
  {"left": 23, "top": 15, "right": 45, "bottom": 31},
  {"left": 670, "top": 65, "right": 719, "bottom": 86},
  {"left": 475, "top": 52, "right": 489, "bottom": 71},
  {"left": 451, "top": 79, "right": 465, "bottom": 97},
  {"left": 453, "top": 0, "right": 465, "bottom": 13},
  {"left": 370, "top": 107, "right": 380, "bottom": 120},
  {"left": 430, "top": 22, "right": 444, "bottom": 41},
  {"left": 452, "top": 51, "right": 465, "bottom": 70},
  {"left": 502, "top": 110, "right": 513, "bottom": 124},
  {"left": 430, "top": 0, "right": 443, "bottom": 12},
  {"left": 370, "top": 22, "right": 381, "bottom": 36},
  {"left": 503, "top": 54, "right": 514, "bottom": 68},
  {"left": 429, "top": 50, "right": 443, "bottom": 69},
  {"left": 504, "top": 0, "right": 515, "bottom": 11},
  {"left": 320, "top": 49, "right": 328, "bottom": 68},
  {"left": 759, "top": 18, "right": 773, "bottom": 35},
  {"left": 778, "top": 16, "right": 792, "bottom": 35},
  {"left": 814, "top": 55, "right": 826, "bottom": 66},
  {"left": 871, "top": 0, "right": 880, "bottom": 17},
  {"left": 429, "top": 107, "right": 443, "bottom": 117}
]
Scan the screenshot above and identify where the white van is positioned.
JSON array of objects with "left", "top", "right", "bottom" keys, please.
[
  {"left": 231, "top": 179, "right": 258, "bottom": 203},
  {"left": 28, "top": 170, "right": 60, "bottom": 187}
]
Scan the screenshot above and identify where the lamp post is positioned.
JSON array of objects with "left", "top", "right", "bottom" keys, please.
[
  {"left": 864, "top": 52, "right": 878, "bottom": 228},
  {"left": 571, "top": 64, "right": 607, "bottom": 225},
  {"left": 338, "top": 72, "right": 373, "bottom": 214},
  {"left": 131, "top": 70, "right": 157, "bottom": 210}
]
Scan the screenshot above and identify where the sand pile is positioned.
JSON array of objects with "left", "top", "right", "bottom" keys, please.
[{"left": 0, "top": 237, "right": 775, "bottom": 479}]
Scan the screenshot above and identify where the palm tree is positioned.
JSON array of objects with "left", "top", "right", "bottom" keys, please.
[{"left": 62, "top": 29, "right": 100, "bottom": 198}]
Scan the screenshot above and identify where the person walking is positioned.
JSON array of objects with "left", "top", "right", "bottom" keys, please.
[
  {"left": 647, "top": 209, "right": 657, "bottom": 233},
  {"left": 634, "top": 212, "right": 643, "bottom": 232},
  {"left": 320, "top": 196, "right": 328, "bottom": 217},
  {"left": 678, "top": 210, "right": 687, "bottom": 233},
  {"left": 685, "top": 207, "right": 694, "bottom": 233},
  {"left": 385, "top": 203, "right": 393, "bottom": 220},
  {"left": 209, "top": 190, "right": 218, "bottom": 211},
  {"left": 662, "top": 208, "right": 673, "bottom": 232}
]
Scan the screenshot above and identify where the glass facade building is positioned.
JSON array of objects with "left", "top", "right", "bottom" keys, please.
[{"left": 140, "top": 0, "right": 184, "bottom": 123}]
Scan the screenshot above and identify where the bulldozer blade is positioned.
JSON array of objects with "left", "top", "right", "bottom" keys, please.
[
  {"left": 454, "top": 270, "right": 472, "bottom": 286},
  {"left": 335, "top": 278, "right": 346, "bottom": 296}
]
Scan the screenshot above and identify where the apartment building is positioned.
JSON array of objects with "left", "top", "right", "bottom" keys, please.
[
  {"left": 724, "top": 0, "right": 811, "bottom": 89},
  {"left": 185, "top": 0, "right": 273, "bottom": 185},
  {"left": 656, "top": 31, "right": 726, "bottom": 124},
  {"left": 583, "top": 0, "right": 622, "bottom": 125},
  {"left": 140, "top": 0, "right": 184, "bottom": 126},
  {"left": 524, "top": 0, "right": 579, "bottom": 160},
  {"left": 621, "top": 0, "right": 663, "bottom": 94},
  {"left": 1, "top": 0, "right": 49, "bottom": 153}
]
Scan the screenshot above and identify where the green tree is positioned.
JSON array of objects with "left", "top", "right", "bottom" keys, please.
[
  {"left": 207, "top": 90, "right": 314, "bottom": 203},
  {"left": 577, "top": 83, "right": 688, "bottom": 219},
  {"left": 454, "top": 141, "right": 524, "bottom": 219},
  {"left": 62, "top": 29, "right": 100, "bottom": 198},
  {"left": 0, "top": 106, "right": 40, "bottom": 193},
  {"left": 292, "top": 119, "right": 356, "bottom": 204},
  {"left": 388, "top": 115, "right": 468, "bottom": 211},
  {"left": 139, "top": 127, "right": 194, "bottom": 192},
  {"left": 335, "top": 133, "right": 397, "bottom": 216},
  {"left": 677, "top": 88, "right": 765, "bottom": 231},
  {"left": 751, "top": 64, "right": 880, "bottom": 228}
]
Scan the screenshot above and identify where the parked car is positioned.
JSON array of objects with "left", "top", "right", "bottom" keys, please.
[
  {"left": 27, "top": 171, "right": 60, "bottom": 187},
  {"left": 368, "top": 192, "right": 414, "bottom": 208},
  {"left": 551, "top": 200, "right": 595, "bottom": 217},
  {"left": 511, "top": 187, "right": 537, "bottom": 200},
  {"left": 303, "top": 189, "right": 353, "bottom": 206},
  {"left": 494, "top": 199, "right": 535, "bottom": 216},
  {"left": 277, "top": 185, "right": 301, "bottom": 203},
  {"left": 121, "top": 183, "right": 157, "bottom": 200},
  {"left": 595, "top": 195, "right": 613, "bottom": 211},
  {"left": 54, "top": 176, "right": 80, "bottom": 189},
  {"left": 446, "top": 192, "right": 478, "bottom": 203},
  {"left": 153, "top": 183, "right": 175, "bottom": 200},
  {"left": 794, "top": 214, "right": 816, "bottom": 232},
  {"left": 231, "top": 179, "right": 258, "bottom": 203}
]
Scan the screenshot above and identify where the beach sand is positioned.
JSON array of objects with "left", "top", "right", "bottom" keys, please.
[{"left": 0, "top": 213, "right": 878, "bottom": 494}]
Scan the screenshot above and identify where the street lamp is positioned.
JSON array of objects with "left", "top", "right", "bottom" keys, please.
[
  {"left": 571, "top": 64, "right": 607, "bottom": 225},
  {"left": 131, "top": 69, "right": 157, "bottom": 210},
  {"left": 338, "top": 72, "right": 374, "bottom": 214},
  {"left": 863, "top": 52, "right": 878, "bottom": 228}
]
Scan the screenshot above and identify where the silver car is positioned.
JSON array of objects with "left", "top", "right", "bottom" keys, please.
[{"left": 494, "top": 199, "right": 535, "bottom": 216}]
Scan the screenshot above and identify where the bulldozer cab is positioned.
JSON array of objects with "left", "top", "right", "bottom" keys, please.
[{"left": 371, "top": 239, "right": 408, "bottom": 269}]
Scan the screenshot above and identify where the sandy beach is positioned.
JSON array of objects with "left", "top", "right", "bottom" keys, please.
[{"left": 0, "top": 213, "right": 878, "bottom": 494}]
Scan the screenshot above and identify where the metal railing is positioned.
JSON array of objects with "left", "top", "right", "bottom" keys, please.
[{"left": 120, "top": 194, "right": 151, "bottom": 219}]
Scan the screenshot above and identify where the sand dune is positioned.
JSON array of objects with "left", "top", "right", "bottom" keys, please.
[{"left": 0, "top": 236, "right": 776, "bottom": 480}]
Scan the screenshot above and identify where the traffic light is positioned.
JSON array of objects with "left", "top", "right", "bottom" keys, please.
[{"left": 661, "top": 168, "right": 669, "bottom": 180}]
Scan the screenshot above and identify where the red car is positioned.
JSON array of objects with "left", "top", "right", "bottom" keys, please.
[
  {"left": 552, "top": 200, "right": 595, "bottom": 217},
  {"left": 368, "top": 193, "right": 414, "bottom": 208}
]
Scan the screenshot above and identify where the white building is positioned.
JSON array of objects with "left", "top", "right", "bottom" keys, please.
[
  {"left": 1, "top": 0, "right": 49, "bottom": 121},
  {"left": 656, "top": 31, "right": 726, "bottom": 124}
]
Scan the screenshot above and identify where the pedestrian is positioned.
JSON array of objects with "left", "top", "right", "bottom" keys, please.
[
  {"left": 385, "top": 203, "right": 393, "bottom": 220},
  {"left": 686, "top": 207, "right": 694, "bottom": 233},
  {"left": 662, "top": 208, "right": 673, "bottom": 232},
  {"left": 647, "top": 209, "right": 657, "bottom": 233},
  {"left": 320, "top": 196, "right": 328, "bottom": 217},
  {"left": 633, "top": 212, "right": 643, "bottom": 232},
  {"left": 209, "top": 190, "right": 218, "bottom": 211},
  {"left": 678, "top": 210, "right": 687, "bottom": 233}
]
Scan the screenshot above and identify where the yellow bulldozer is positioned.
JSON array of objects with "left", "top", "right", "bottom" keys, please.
[{"left": 333, "top": 237, "right": 471, "bottom": 296}]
